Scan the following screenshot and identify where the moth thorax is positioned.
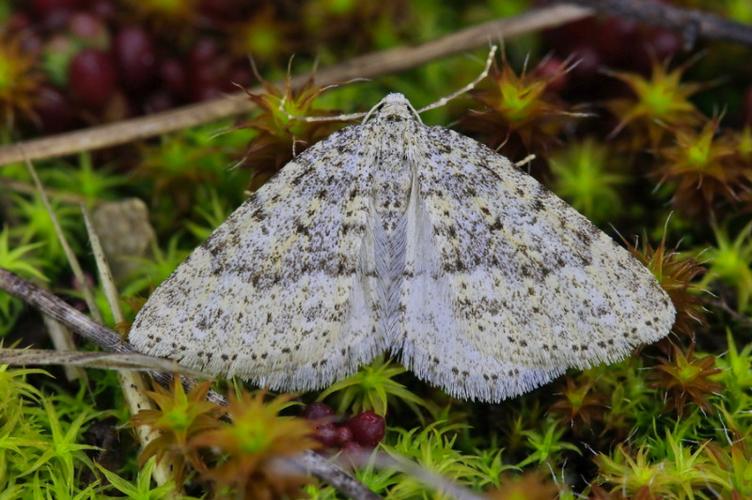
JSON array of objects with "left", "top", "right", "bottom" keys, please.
[
  {"left": 373, "top": 150, "right": 412, "bottom": 227},
  {"left": 370, "top": 93, "right": 419, "bottom": 122}
]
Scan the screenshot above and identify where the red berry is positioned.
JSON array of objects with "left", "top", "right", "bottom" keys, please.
[
  {"left": 303, "top": 402, "right": 335, "bottom": 420},
  {"left": 569, "top": 46, "right": 601, "bottom": 81},
  {"left": 6, "top": 13, "right": 32, "bottom": 33},
  {"left": 34, "top": 85, "right": 79, "bottom": 132},
  {"left": 200, "top": 0, "right": 248, "bottom": 21},
  {"left": 187, "top": 37, "right": 232, "bottom": 101},
  {"left": 160, "top": 58, "right": 188, "bottom": 98},
  {"left": 335, "top": 425, "right": 353, "bottom": 447},
  {"left": 69, "top": 48, "right": 117, "bottom": 108},
  {"left": 68, "top": 12, "right": 106, "bottom": 40},
  {"left": 189, "top": 37, "right": 221, "bottom": 66},
  {"left": 144, "top": 90, "right": 174, "bottom": 114},
  {"left": 646, "top": 28, "right": 682, "bottom": 60},
  {"left": 346, "top": 411, "right": 385, "bottom": 448},
  {"left": 32, "top": 0, "right": 80, "bottom": 28},
  {"left": 341, "top": 441, "right": 366, "bottom": 461},
  {"left": 32, "top": 0, "right": 80, "bottom": 14},
  {"left": 313, "top": 423, "right": 339, "bottom": 448},
  {"left": 68, "top": 12, "right": 109, "bottom": 48},
  {"left": 91, "top": 0, "right": 117, "bottom": 20},
  {"left": 114, "top": 26, "right": 157, "bottom": 91}
]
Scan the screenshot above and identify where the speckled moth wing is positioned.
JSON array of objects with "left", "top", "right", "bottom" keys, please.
[
  {"left": 396, "top": 151, "right": 564, "bottom": 401},
  {"left": 129, "top": 125, "right": 387, "bottom": 391},
  {"left": 397, "top": 124, "right": 675, "bottom": 398},
  {"left": 130, "top": 92, "right": 675, "bottom": 403}
]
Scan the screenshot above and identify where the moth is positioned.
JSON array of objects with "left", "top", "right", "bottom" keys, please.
[{"left": 130, "top": 65, "right": 675, "bottom": 402}]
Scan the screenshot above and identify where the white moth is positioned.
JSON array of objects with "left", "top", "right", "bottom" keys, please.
[{"left": 130, "top": 87, "right": 675, "bottom": 402}]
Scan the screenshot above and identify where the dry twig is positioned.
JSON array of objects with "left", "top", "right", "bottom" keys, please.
[
  {"left": 0, "top": 348, "right": 204, "bottom": 373},
  {"left": 560, "top": 0, "right": 752, "bottom": 48}
]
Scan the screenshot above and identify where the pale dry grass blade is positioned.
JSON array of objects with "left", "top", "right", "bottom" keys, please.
[
  {"left": 81, "top": 205, "right": 181, "bottom": 488},
  {"left": 0, "top": 347, "right": 206, "bottom": 375}
]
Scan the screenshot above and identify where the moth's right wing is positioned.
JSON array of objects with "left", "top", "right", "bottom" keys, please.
[
  {"left": 129, "top": 125, "right": 387, "bottom": 391},
  {"left": 395, "top": 125, "right": 673, "bottom": 402},
  {"left": 395, "top": 171, "right": 563, "bottom": 402}
]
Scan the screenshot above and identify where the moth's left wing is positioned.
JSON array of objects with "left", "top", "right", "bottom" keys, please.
[{"left": 129, "top": 125, "right": 387, "bottom": 391}]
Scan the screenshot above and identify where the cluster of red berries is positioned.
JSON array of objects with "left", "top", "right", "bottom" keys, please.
[
  {"left": 541, "top": 0, "right": 682, "bottom": 95},
  {"left": 302, "top": 402, "right": 386, "bottom": 454},
  {"left": 10, "top": 0, "right": 752, "bottom": 134},
  {"left": 6, "top": 0, "right": 253, "bottom": 132},
  {"left": 547, "top": 17, "right": 681, "bottom": 77}
]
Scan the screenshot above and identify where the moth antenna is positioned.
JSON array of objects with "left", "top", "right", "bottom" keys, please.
[
  {"left": 417, "top": 45, "right": 497, "bottom": 115},
  {"left": 608, "top": 222, "right": 628, "bottom": 247}
]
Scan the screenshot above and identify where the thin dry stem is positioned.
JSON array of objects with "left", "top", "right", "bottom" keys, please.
[
  {"left": 0, "top": 178, "right": 89, "bottom": 205},
  {"left": 0, "top": 348, "right": 203, "bottom": 373},
  {"left": 25, "top": 158, "right": 89, "bottom": 381},
  {"left": 563, "top": 0, "right": 752, "bottom": 47},
  {"left": 41, "top": 315, "right": 86, "bottom": 382},
  {"left": 82, "top": 206, "right": 181, "bottom": 488},
  {"left": 25, "top": 158, "right": 102, "bottom": 322}
]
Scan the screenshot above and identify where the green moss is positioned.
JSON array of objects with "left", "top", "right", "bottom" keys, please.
[
  {"left": 317, "top": 356, "right": 431, "bottom": 417},
  {"left": 547, "top": 139, "right": 626, "bottom": 224}
]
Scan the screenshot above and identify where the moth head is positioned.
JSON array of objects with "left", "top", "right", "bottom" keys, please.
[{"left": 364, "top": 93, "right": 421, "bottom": 123}]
